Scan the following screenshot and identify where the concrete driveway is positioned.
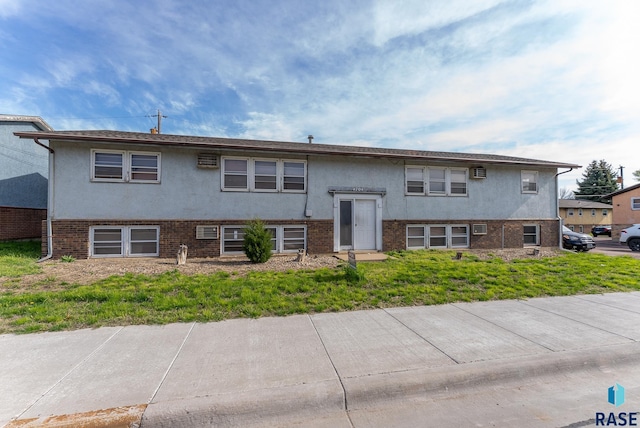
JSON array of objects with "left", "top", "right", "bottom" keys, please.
[{"left": 590, "top": 236, "right": 640, "bottom": 259}]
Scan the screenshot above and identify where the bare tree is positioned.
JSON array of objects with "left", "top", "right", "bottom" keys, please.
[{"left": 558, "top": 187, "right": 575, "bottom": 199}]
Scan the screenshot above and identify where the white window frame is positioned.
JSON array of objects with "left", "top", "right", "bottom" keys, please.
[
  {"left": 632, "top": 198, "right": 640, "bottom": 210},
  {"left": 603, "top": 209, "right": 608, "bottom": 216},
  {"left": 449, "top": 169, "right": 468, "bottom": 196},
  {"left": 222, "top": 157, "right": 306, "bottom": 193},
  {"left": 591, "top": 209, "right": 596, "bottom": 217},
  {"left": 252, "top": 158, "right": 278, "bottom": 192},
  {"left": 428, "top": 168, "right": 447, "bottom": 196},
  {"left": 406, "top": 225, "right": 426, "bottom": 249},
  {"left": 221, "top": 226, "right": 246, "bottom": 253},
  {"left": 405, "top": 167, "right": 426, "bottom": 195},
  {"left": 523, "top": 224, "right": 540, "bottom": 246},
  {"left": 222, "top": 225, "right": 306, "bottom": 255},
  {"left": 521, "top": 171, "right": 538, "bottom": 194},
  {"left": 282, "top": 161, "right": 307, "bottom": 193},
  {"left": 90, "top": 226, "right": 160, "bottom": 258},
  {"left": 129, "top": 151, "right": 161, "bottom": 183},
  {"left": 406, "top": 224, "right": 469, "bottom": 250},
  {"left": 567, "top": 208, "right": 574, "bottom": 217},
  {"left": 450, "top": 225, "right": 470, "bottom": 248},
  {"left": 91, "top": 150, "right": 160, "bottom": 183},
  {"left": 91, "top": 150, "right": 125, "bottom": 182},
  {"left": 578, "top": 208, "right": 583, "bottom": 216},
  {"left": 406, "top": 166, "right": 468, "bottom": 196},
  {"left": 91, "top": 226, "right": 124, "bottom": 257},
  {"left": 222, "top": 158, "right": 249, "bottom": 191}
]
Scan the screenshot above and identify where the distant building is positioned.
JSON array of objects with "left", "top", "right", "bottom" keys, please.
[
  {"left": 558, "top": 199, "right": 612, "bottom": 234},
  {"left": 606, "top": 183, "right": 640, "bottom": 238},
  {"left": 0, "top": 115, "right": 53, "bottom": 240}
]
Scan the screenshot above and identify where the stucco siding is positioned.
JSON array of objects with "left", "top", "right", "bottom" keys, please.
[
  {"left": 51, "top": 141, "right": 559, "bottom": 222},
  {"left": 0, "top": 122, "right": 48, "bottom": 208}
]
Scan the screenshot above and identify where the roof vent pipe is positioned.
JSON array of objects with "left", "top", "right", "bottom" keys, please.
[{"left": 308, "top": 135, "right": 313, "bottom": 144}]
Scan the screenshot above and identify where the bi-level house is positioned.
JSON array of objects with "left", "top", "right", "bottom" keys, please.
[{"left": 14, "top": 130, "right": 579, "bottom": 259}]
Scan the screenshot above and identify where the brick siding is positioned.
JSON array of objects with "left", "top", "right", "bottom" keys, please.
[
  {"left": 383, "top": 219, "right": 560, "bottom": 250},
  {"left": 49, "top": 218, "right": 561, "bottom": 259},
  {"left": 0, "top": 207, "right": 47, "bottom": 240}
]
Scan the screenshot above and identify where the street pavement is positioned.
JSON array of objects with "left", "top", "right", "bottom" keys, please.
[
  {"left": 2, "top": 292, "right": 640, "bottom": 427},
  {"left": 591, "top": 235, "right": 640, "bottom": 259}
]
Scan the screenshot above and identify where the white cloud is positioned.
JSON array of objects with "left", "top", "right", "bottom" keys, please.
[{"left": 0, "top": 0, "right": 21, "bottom": 18}]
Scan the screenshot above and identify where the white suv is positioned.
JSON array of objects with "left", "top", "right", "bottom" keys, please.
[{"left": 619, "top": 224, "right": 640, "bottom": 251}]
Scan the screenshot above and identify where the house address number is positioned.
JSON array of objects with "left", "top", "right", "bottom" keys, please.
[{"left": 328, "top": 186, "right": 386, "bottom": 194}]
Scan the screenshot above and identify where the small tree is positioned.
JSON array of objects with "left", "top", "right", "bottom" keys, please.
[
  {"left": 633, "top": 169, "right": 640, "bottom": 182},
  {"left": 243, "top": 219, "right": 272, "bottom": 263}
]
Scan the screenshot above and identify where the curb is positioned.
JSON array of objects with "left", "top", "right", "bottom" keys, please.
[
  {"left": 343, "top": 341, "right": 640, "bottom": 410},
  {"left": 140, "top": 379, "right": 346, "bottom": 428}
]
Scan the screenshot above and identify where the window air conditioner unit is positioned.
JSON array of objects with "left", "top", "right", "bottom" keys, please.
[
  {"left": 197, "top": 153, "right": 218, "bottom": 168},
  {"left": 472, "top": 224, "right": 487, "bottom": 235},
  {"left": 196, "top": 225, "right": 219, "bottom": 240},
  {"left": 472, "top": 167, "right": 487, "bottom": 179}
]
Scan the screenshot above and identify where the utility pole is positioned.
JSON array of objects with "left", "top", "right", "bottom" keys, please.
[
  {"left": 147, "top": 109, "right": 168, "bottom": 134},
  {"left": 619, "top": 165, "right": 624, "bottom": 189}
]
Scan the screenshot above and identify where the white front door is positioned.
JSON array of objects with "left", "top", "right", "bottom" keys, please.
[
  {"left": 354, "top": 199, "right": 376, "bottom": 249},
  {"left": 335, "top": 195, "right": 381, "bottom": 251}
]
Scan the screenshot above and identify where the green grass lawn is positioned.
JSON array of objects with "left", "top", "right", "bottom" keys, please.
[
  {"left": 0, "top": 241, "right": 42, "bottom": 278},
  {"left": 1, "top": 243, "right": 639, "bottom": 334}
]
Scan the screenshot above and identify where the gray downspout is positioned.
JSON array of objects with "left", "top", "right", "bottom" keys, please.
[
  {"left": 34, "top": 138, "right": 54, "bottom": 262},
  {"left": 555, "top": 168, "right": 574, "bottom": 249}
]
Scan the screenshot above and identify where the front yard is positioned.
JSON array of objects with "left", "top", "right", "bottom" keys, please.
[{"left": 1, "top": 241, "right": 638, "bottom": 334}]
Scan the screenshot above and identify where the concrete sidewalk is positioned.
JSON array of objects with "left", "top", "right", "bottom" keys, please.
[{"left": 2, "top": 292, "right": 640, "bottom": 427}]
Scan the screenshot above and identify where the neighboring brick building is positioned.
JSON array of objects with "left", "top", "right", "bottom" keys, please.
[
  {"left": 0, "top": 115, "right": 52, "bottom": 240},
  {"left": 606, "top": 183, "right": 640, "bottom": 239},
  {"left": 14, "top": 129, "right": 579, "bottom": 259}
]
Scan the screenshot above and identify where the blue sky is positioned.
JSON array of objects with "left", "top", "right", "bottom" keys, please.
[{"left": 1, "top": 0, "right": 639, "bottom": 192}]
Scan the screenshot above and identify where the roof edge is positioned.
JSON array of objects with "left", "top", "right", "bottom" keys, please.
[
  {"left": 13, "top": 130, "right": 581, "bottom": 169},
  {"left": 1, "top": 114, "right": 54, "bottom": 131}
]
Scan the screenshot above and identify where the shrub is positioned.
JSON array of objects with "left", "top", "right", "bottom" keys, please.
[
  {"left": 243, "top": 219, "right": 272, "bottom": 263},
  {"left": 60, "top": 255, "right": 76, "bottom": 263}
]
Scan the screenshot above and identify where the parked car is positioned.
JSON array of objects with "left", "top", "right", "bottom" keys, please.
[
  {"left": 562, "top": 226, "right": 596, "bottom": 251},
  {"left": 591, "top": 225, "right": 612, "bottom": 237},
  {"left": 619, "top": 224, "right": 640, "bottom": 251}
]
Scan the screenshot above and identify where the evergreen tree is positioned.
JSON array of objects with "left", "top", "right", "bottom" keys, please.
[{"left": 574, "top": 160, "right": 619, "bottom": 203}]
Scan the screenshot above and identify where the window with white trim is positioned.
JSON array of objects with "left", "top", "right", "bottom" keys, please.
[
  {"left": 130, "top": 153, "right": 160, "bottom": 182},
  {"left": 223, "top": 158, "right": 249, "bottom": 190},
  {"left": 523, "top": 224, "right": 539, "bottom": 246},
  {"left": 90, "top": 226, "right": 159, "bottom": 257},
  {"left": 603, "top": 209, "right": 608, "bottom": 216},
  {"left": 222, "top": 157, "right": 306, "bottom": 192},
  {"left": 254, "top": 160, "right": 278, "bottom": 191},
  {"left": 222, "top": 225, "right": 306, "bottom": 254},
  {"left": 429, "top": 225, "right": 448, "bottom": 248},
  {"left": 283, "top": 162, "right": 306, "bottom": 192},
  {"left": 407, "top": 226, "right": 426, "bottom": 248},
  {"left": 591, "top": 209, "right": 596, "bottom": 217},
  {"left": 405, "top": 167, "right": 425, "bottom": 194},
  {"left": 632, "top": 198, "right": 640, "bottom": 210},
  {"left": 578, "top": 208, "right": 583, "bottom": 216},
  {"left": 405, "top": 166, "right": 468, "bottom": 196},
  {"left": 406, "top": 224, "right": 469, "bottom": 249},
  {"left": 567, "top": 208, "right": 574, "bottom": 216},
  {"left": 521, "top": 171, "right": 538, "bottom": 193},
  {"left": 91, "top": 150, "right": 160, "bottom": 183}
]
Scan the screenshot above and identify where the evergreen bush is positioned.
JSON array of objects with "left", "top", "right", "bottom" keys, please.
[{"left": 243, "top": 219, "right": 273, "bottom": 263}]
